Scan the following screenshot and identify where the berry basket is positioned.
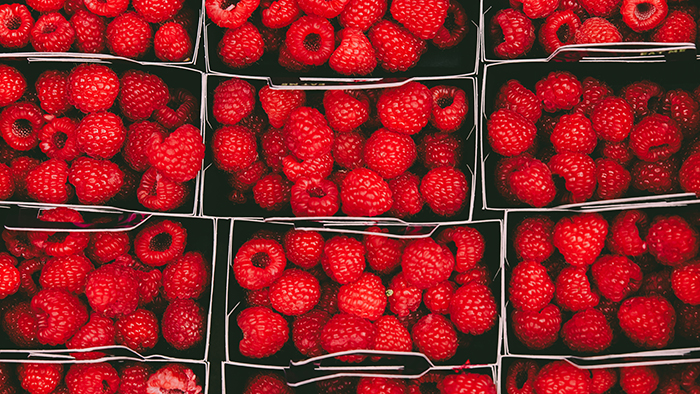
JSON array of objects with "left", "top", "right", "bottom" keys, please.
[
  {"left": 0, "top": 0, "right": 202, "bottom": 66},
  {"left": 0, "top": 205, "right": 217, "bottom": 362},
  {"left": 223, "top": 360, "right": 497, "bottom": 393},
  {"left": 480, "top": 0, "right": 697, "bottom": 63},
  {"left": 480, "top": 60, "right": 700, "bottom": 212},
  {"left": 0, "top": 57, "right": 205, "bottom": 215},
  {"left": 203, "top": 0, "right": 479, "bottom": 82},
  {"left": 224, "top": 218, "right": 503, "bottom": 370},
  {"left": 502, "top": 205, "right": 700, "bottom": 360},
  {"left": 201, "top": 75, "right": 477, "bottom": 221}
]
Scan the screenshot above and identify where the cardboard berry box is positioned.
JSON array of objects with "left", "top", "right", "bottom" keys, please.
[
  {"left": 224, "top": 219, "right": 503, "bottom": 370},
  {"left": 0, "top": 0, "right": 203, "bottom": 66},
  {"left": 203, "top": 0, "right": 479, "bottom": 82},
  {"left": 0, "top": 205, "right": 218, "bottom": 362},
  {"left": 201, "top": 75, "right": 477, "bottom": 221},
  {"left": 479, "top": 60, "right": 700, "bottom": 212},
  {"left": 502, "top": 205, "right": 700, "bottom": 361},
  {"left": 480, "top": 0, "right": 697, "bottom": 63},
  {"left": 0, "top": 57, "right": 205, "bottom": 215},
  {"left": 222, "top": 360, "right": 497, "bottom": 393}
]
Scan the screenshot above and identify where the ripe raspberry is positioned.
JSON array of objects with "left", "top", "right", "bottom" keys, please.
[
  {"left": 161, "top": 299, "right": 204, "bottom": 350},
  {"left": 137, "top": 167, "right": 190, "bottom": 211},
  {"left": 269, "top": 269, "right": 319, "bottom": 316},
  {"left": 562, "top": 307, "right": 613, "bottom": 352},
  {"left": 282, "top": 230, "right": 322, "bottom": 270},
  {"left": 117, "top": 363, "right": 151, "bottom": 394},
  {"left": 663, "top": 89, "right": 700, "bottom": 138},
  {"left": 373, "top": 314, "right": 411, "bottom": 356},
  {"left": 489, "top": 8, "right": 535, "bottom": 59},
  {"left": 646, "top": 215, "right": 698, "bottom": 266},
  {"left": 441, "top": 374, "right": 497, "bottom": 394},
  {"left": 17, "top": 363, "right": 63, "bottom": 394},
  {"left": 618, "top": 295, "right": 676, "bottom": 348},
  {"left": 653, "top": 10, "right": 696, "bottom": 43},
  {"left": 590, "top": 96, "right": 634, "bottom": 142},
  {"left": 258, "top": 86, "right": 305, "bottom": 129},
  {"left": 234, "top": 238, "right": 285, "bottom": 291},
  {"left": 212, "top": 79, "right": 254, "bottom": 126},
  {"left": 360, "top": 227, "right": 402, "bottom": 275},
  {"left": 30, "top": 12, "right": 75, "bottom": 52},
  {"left": 284, "top": 106, "right": 333, "bottom": 161},
  {"left": 600, "top": 140, "right": 634, "bottom": 165},
  {"left": 86, "top": 232, "right": 130, "bottom": 265},
  {"left": 672, "top": 263, "right": 700, "bottom": 305},
  {"left": 290, "top": 176, "right": 339, "bottom": 217},
  {"left": 71, "top": 10, "right": 106, "bottom": 53},
  {"left": 65, "top": 363, "right": 119, "bottom": 394},
  {"left": 213, "top": 127, "right": 257, "bottom": 174},
  {"left": 575, "top": 17, "right": 623, "bottom": 43},
  {"left": 297, "top": 0, "right": 350, "bottom": 18},
  {"left": 508, "top": 157, "right": 557, "bottom": 207},
  {"left": 432, "top": 0, "right": 469, "bottom": 49},
  {"left": 340, "top": 167, "right": 392, "bottom": 216},
  {"left": 337, "top": 272, "right": 386, "bottom": 321},
  {"left": 285, "top": 16, "right": 334, "bottom": 66},
  {"left": 84, "top": 263, "right": 138, "bottom": 318},
  {"left": 363, "top": 129, "right": 416, "bottom": 179},
  {"left": 385, "top": 172, "right": 423, "bottom": 217},
  {"left": 122, "top": 121, "right": 165, "bottom": 172},
  {"left": 26, "top": 159, "right": 71, "bottom": 204},
  {"left": 290, "top": 309, "right": 328, "bottom": 357},
  {"left": 387, "top": 272, "right": 422, "bottom": 317},
  {"left": 421, "top": 280, "right": 455, "bottom": 314},
  {"left": 438, "top": 226, "right": 485, "bottom": 273},
  {"left": 419, "top": 132, "right": 461, "bottom": 169},
  {"left": 154, "top": 22, "right": 192, "bottom": 62},
  {"left": 430, "top": 85, "right": 468, "bottom": 133},
  {"left": 323, "top": 90, "right": 369, "bottom": 133},
  {"left": 536, "top": 71, "right": 582, "bottom": 113},
  {"left": 622, "top": 0, "right": 668, "bottom": 32},
  {"left": 162, "top": 251, "right": 208, "bottom": 301},
  {"left": 0, "top": 163, "right": 14, "bottom": 200},
  {"left": 37, "top": 117, "right": 78, "bottom": 161},
  {"left": 133, "top": 0, "right": 184, "bottom": 23},
  {"left": 119, "top": 70, "right": 169, "bottom": 122},
  {"left": 511, "top": 304, "right": 561, "bottom": 349},
  {"left": 391, "top": 0, "right": 449, "bottom": 40},
  {"left": 134, "top": 219, "right": 186, "bottom": 267},
  {"left": 369, "top": 19, "right": 426, "bottom": 72},
  {"left": 38, "top": 253, "right": 93, "bottom": 294},
  {"left": 549, "top": 152, "right": 597, "bottom": 203},
  {"left": 148, "top": 124, "right": 204, "bottom": 182},
  {"left": 320, "top": 235, "right": 365, "bottom": 284},
  {"left": 488, "top": 108, "right": 537, "bottom": 157},
  {"left": 67, "top": 63, "right": 119, "bottom": 113},
  {"left": 8, "top": 156, "right": 37, "bottom": 199},
  {"left": 338, "top": 0, "right": 386, "bottom": 30},
  {"left": 619, "top": 366, "right": 659, "bottom": 394},
  {"left": 75, "top": 112, "right": 125, "bottom": 160},
  {"left": 84, "top": 0, "right": 128, "bottom": 17},
  {"left": 514, "top": 216, "right": 555, "bottom": 263},
  {"left": 510, "top": 260, "right": 555, "bottom": 312},
  {"left": 401, "top": 237, "right": 454, "bottom": 289},
  {"left": 106, "top": 12, "right": 152, "bottom": 59},
  {"left": 411, "top": 313, "right": 458, "bottom": 361},
  {"left": 495, "top": 80, "right": 542, "bottom": 124},
  {"left": 205, "top": 0, "right": 257, "bottom": 28},
  {"left": 146, "top": 364, "right": 201, "bottom": 394},
  {"left": 553, "top": 213, "right": 608, "bottom": 266},
  {"left": 607, "top": 210, "right": 648, "bottom": 257},
  {"left": 68, "top": 157, "right": 123, "bottom": 204},
  {"left": 573, "top": 77, "right": 613, "bottom": 116},
  {"left": 622, "top": 80, "right": 664, "bottom": 118},
  {"left": 551, "top": 113, "right": 597, "bottom": 154},
  {"left": 320, "top": 313, "right": 376, "bottom": 363},
  {"left": 115, "top": 308, "right": 159, "bottom": 351},
  {"left": 378, "top": 82, "right": 431, "bottom": 135},
  {"left": 539, "top": 10, "right": 580, "bottom": 54},
  {"left": 676, "top": 302, "right": 700, "bottom": 341},
  {"left": 153, "top": 88, "right": 197, "bottom": 130},
  {"left": 31, "top": 288, "right": 88, "bottom": 346},
  {"left": 330, "top": 28, "right": 377, "bottom": 76},
  {"left": 243, "top": 373, "right": 291, "bottom": 394},
  {"left": 632, "top": 157, "right": 680, "bottom": 194},
  {"left": 0, "top": 253, "right": 18, "bottom": 299},
  {"left": 630, "top": 114, "right": 681, "bottom": 162},
  {"left": 506, "top": 361, "right": 539, "bottom": 394},
  {"left": 420, "top": 166, "right": 469, "bottom": 216},
  {"left": 592, "top": 254, "right": 642, "bottom": 302},
  {"left": 260, "top": 0, "right": 301, "bottom": 29},
  {"left": 534, "top": 361, "right": 592, "bottom": 394},
  {"left": 555, "top": 266, "right": 600, "bottom": 311},
  {"left": 3, "top": 301, "right": 38, "bottom": 347},
  {"left": 449, "top": 281, "right": 497, "bottom": 335},
  {"left": 590, "top": 369, "right": 617, "bottom": 394},
  {"left": 0, "top": 64, "right": 25, "bottom": 107},
  {"left": 252, "top": 173, "right": 291, "bottom": 211},
  {"left": 0, "top": 102, "right": 42, "bottom": 151},
  {"left": 0, "top": 4, "right": 33, "bottom": 49}
]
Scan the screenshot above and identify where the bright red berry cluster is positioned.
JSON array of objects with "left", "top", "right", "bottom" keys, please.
[
  {"left": 0, "top": 209, "right": 210, "bottom": 355},
  {"left": 0, "top": 62, "right": 203, "bottom": 212},
  {"left": 210, "top": 78, "right": 471, "bottom": 218},
  {"left": 489, "top": 71, "right": 700, "bottom": 207},
  {"left": 0, "top": 0, "right": 196, "bottom": 61},
  {"left": 509, "top": 210, "right": 700, "bottom": 354},
  {"left": 207, "top": 0, "right": 470, "bottom": 75},
  {"left": 489, "top": 0, "right": 695, "bottom": 59},
  {"left": 232, "top": 225, "right": 497, "bottom": 362},
  {"left": 0, "top": 361, "right": 202, "bottom": 394}
]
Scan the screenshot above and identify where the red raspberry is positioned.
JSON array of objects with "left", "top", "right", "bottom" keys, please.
[
  {"left": 259, "top": 86, "right": 305, "bottom": 129},
  {"left": 391, "top": 0, "right": 449, "bottom": 40},
  {"left": 243, "top": 373, "right": 291, "bottom": 394},
  {"left": 510, "top": 260, "right": 555, "bottom": 312},
  {"left": 420, "top": 166, "right": 468, "bottom": 216},
  {"left": 71, "top": 10, "right": 106, "bottom": 53},
  {"left": 506, "top": 361, "right": 539, "bottom": 394},
  {"left": 297, "top": 0, "right": 349, "bottom": 18},
  {"left": 373, "top": 314, "right": 412, "bottom": 356},
  {"left": 618, "top": 295, "right": 676, "bottom": 348},
  {"left": 575, "top": 17, "right": 623, "bottom": 43},
  {"left": 26, "top": 159, "right": 71, "bottom": 204},
  {"left": 31, "top": 288, "right": 88, "bottom": 346},
  {"left": 106, "top": 12, "right": 152, "bottom": 59},
  {"left": 495, "top": 80, "right": 542, "bottom": 124},
  {"left": 632, "top": 157, "right": 679, "bottom": 194},
  {"left": 646, "top": 215, "right": 698, "bottom": 266},
  {"left": 0, "top": 253, "right": 18, "bottom": 299},
  {"left": 534, "top": 361, "right": 592, "bottom": 394},
  {"left": 268, "top": 268, "right": 319, "bottom": 316},
  {"left": 622, "top": 0, "right": 668, "bottom": 32},
  {"left": 290, "top": 176, "right": 339, "bottom": 217},
  {"left": 67, "top": 63, "right": 119, "bottom": 113},
  {"left": 161, "top": 299, "right": 204, "bottom": 350},
  {"left": 134, "top": 219, "right": 186, "bottom": 267},
  {"left": 488, "top": 108, "right": 537, "bottom": 157},
  {"left": 369, "top": 19, "right": 426, "bottom": 72},
  {"left": 0, "top": 4, "right": 33, "bottom": 49},
  {"left": 339, "top": 0, "right": 385, "bottom": 30},
  {"left": 489, "top": 8, "right": 535, "bottom": 59},
  {"left": 536, "top": 71, "right": 582, "bottom": 113},
  {"left": 578, "top": 0, "right": 619, "bottom": 16},
  {"left": 411, "top": 313, "right": 458, "bottom": 361},
  {"left": 551, "top": 113, "right": 597, "bottom": 154},
  {"left": 153, "top": 88, "right": 197, "bottom": 130},
  {"left": 133, "top": 0, "right": 184, "bottom": 23},
  {"left": 115, "top": 308, "right": 159, "bottom": 351},
  {"left": 441, "top": 374, "right": 496, "bottom": 394},
  {"left": 320, "top": 313, "right": 376, "bottom": 363},
  {"left": 69, "top": 157, "right": 124, "bottom": 204},
  {"left": 554, "top": 213, "right": 608, "bottom": 266},
  {"left": 117, "top": 363, "right": 151, "bottom": 394},
  {"left": 84, "top": 263, "right": 138, "bottom": 318},
  {"left": 17, "top": 363, "right": 63, "bottom": 394},
  {"left": 420, "top": 132, "right": 461, "bottom": 169},
  {"left": 0, "top": 102, "right": 42, "bottom": 151},
  {"left": 663, "top": 89, "right": 700, "bottom": 138},
  {"left": 337, "top": 272, "right": 386, "bottom": 320},
  {"left": 205, "top": 0, "right": 257, "bottom": 28},
  {"left": 163, "top": 251, "right": 208, "bottom": 301},
  {"left": 84, "top": 0, "right": 128, "bottom": 17},
  {"left": 514, "top": 216, "right": 555, "bottom": 263},
  {"left": 363, "top": 129, "right": 416, "bottom": 179},
  {"left": 600, "top": 139, "right": 634, "bottom": 165},
  {"left": 291, "top": 309, "right": 328, "bottom": 356},
  {"left": 358, "top": 378, "right": 407, "bottom": 394},
  {"left": 432, "top": 0, "right": 468, "bottom": 48},
  {"left": 622, "top": 80, "right": 665, "bottom": 118},
  {"left": 212, "top": 78, "right": 255, "bottom": 126},
  {"left": 590, "top": 369, "right": 617, "bottom": 394},
  {"left": 387, "top": 172, "right": 424, "bottom": 218},
  {"left": 17, "top": 258, "right": 44, "bottom": 296},
  {"left": 285, "top": 16, "right": 334, "bottom": 66},
  {"left": 212, "top": 126, "right": 258, "bottom": 174},
  {"left": 65, "top": 363, "right": 119, "bottom": 394},
  {"left": 549, "top": 152, "right": 597, "bottom": 203},
  {"left": 620, "top": 366, "right": 659, "bottom": 394},
  {"left": 562, "top": 307, "right": 613, "bottom": 352},
  {"left": 138, "top": 170, "right": 188, "bottom": 211},
  {"left": 324, "top": 90, "right": 369, "bottom": 133},
  {"left": 573, "top": 77, "right": 613, "bottom": 116},
  {"left": 430, "top": 85, "right": 467, "bottom": 133},
  {"left": 378, "top": 82, "right": 431, "bottom": 135},
  {"left": 449, "top": 281, "right": 497, "bottom": 335},
  {"left": 259, "top": 127, "right": 287, "bottom": 172},
  {"left": 154, "top": 22, "right": 192, "bottom": 62},
  {"left": 512, "top": 0, "right": 558, "bottom": 18},
  {"left": 591, "top": 96, "right": 634, "bottom": 142},
  {"left": 592, "top": 254, "right": 642, "bottom": 302},
  {"left": 608, "top": 210, "right": 648, "bottom": 256},
  {"left": 148, "top": 124, "right": 204, "bottom": 182},
  {"left": 283, "top": 151, "right": 332, "bottom": 181},
  {"left": 146, "top": 365, "right": 201, "bottom": 394},
  {"left": 0, "top": 64, "right": 25, "bottom": 107},
  {"left": 555, "top": 266, "right": 600, "bottom": 311},
  {"left": 438, "top": 226, "right": 485, "bottom": 272},
  {"left": 539, "top": 10, "right": 580, "bottom": 54},
  {"left": 676, "top": 302, "right": 700, "bottom": 341},
  {"left": 361, "top": 227, "right": 403, "bottom": 274},
  {"left": 283, "top": 229, "right": 323, "bottom": 269},
  {"left": 387, "top": 272, "right": 422, "bottom": 317},
  {"left": 86, "top": 232, "right": 130, "bottom": 265},
  {"left": 321, "top": 235, "right": 365, "bottom": 284},
  {"left": 401, "top": 237, "right": 454, "bottom": 289},
  {"left": 653, "top": 10, "right": 696, "bottom": 42},
  {"left": 30, "top": 12, "right": 75, "bottom": 52},
  {"left": 38, "top": 117, "right": 79, "bottom": 161},
  {"left": 511, "top": 304, "right": 561, "bottom": 349},
  {"left": 630, "top": 114, "right": 681, "bottom": 162},
  {"left": 508, "top": 157, "right": 557, "bottom": 207},
  {"left": 284, "top": 106, "right": 334, "bottom": 161},
  {"left": 252, "top": 173, "right": 291, "bottom": 211},
  {"left": 329, "top": 28, "right": 377, "bottom": 76},
  {"left": 0, "top": 163, "right": 13, "bottom": 200},
  {"left": 423, "top": 281, "right": 455, "bottom": 314},
  {"left": 39, "top": 253, "right": 93, "bottom": 294},
  {"left": 30, "top": 230, "right": 89, "bottom": 258},
  {"left": 122, "top": 121, "right": 165, "bottom": 172},
  {"left": 672, "top": 262, "right": 700, "bottom": 305},
  {"left": 260, "top": 0, "right": 301, "bottom": 29},
  {"left": 340, "top": 167, "right": 393, "bottom": 216},
  {"left": 76, "top": 112, "right": 125, "bottom": 160},
  {"left": 3, "top": 301, "right": 38, "bottom": 347},
  {"left": 119, "top": 70, "right": 169, "bottom": 122},
  {"left": 9, "top": 156, "right": 38, "bottom": 199}
]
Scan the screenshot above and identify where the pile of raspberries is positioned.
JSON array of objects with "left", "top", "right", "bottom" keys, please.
[
  {"left": 0, "top": 208, "right": 210, "bottom": 356},
  {"left": 210, "top": 78, "right": 471, "bottom": 218},
  {"left": 0, "top": 362, "right": 203, "bottom": 394},
  {"left": 509, "top": 211, "right": 700, "bottom": 354},
  {"left": 504, "top": 359, "right": 700, "bottom": 394},
  {"left": 0, "top": 62, "right": 203, "bottom": 212},
  {"left": 0, "top": 0, "right": 197, "bottom": 61},
  {"left": 241, "top": 370, "right": 497, "bottom": 394},
  {"left": 489, "top": 0, "right": 696, "bottom": 59},
  {"left": 231, "top": 225, "right": 498, "bottom": 363},
  {"left": 206, "top": 0, "right": 468, "bottom": 74},
  {"left": 488, "top": 71, "right": 700, "bottom": 207}
]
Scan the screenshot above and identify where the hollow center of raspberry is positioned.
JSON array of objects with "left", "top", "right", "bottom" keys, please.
[
  {"left": 6, "top": 16, "right": 21, "bottom": 30},
  {"left": 52, "top": 132, "right": 67, "bottom": 150},
  {"left": 47, "top": 232, "right": 68, "bottom": 243},
  {"left": 307, "top": 186, "right": 327, "bottom": 198},
  {"left": 41, "top": 23, "right": 57, "bottom": 35},
  {"left": 634, "top": 2, "right": 656, "bottom": 21},
  {"left": 444, "top": 12, "right": 456, "bottom": 32},
  {"left": 515, "top": 370, "right": 529, "bottom": 389},
  {"left": 251, "top": 252, "right": 270, "bottom": 269},
  {"left": 12, "top": 119, "right": 33, "bottom": 139},
  {"left": 557, "top": 24, "right": 571, "bottom": 44},
  {"left": 648, "top": 96, "right": 661, "bottom": 112},
  {"left": 304, "top": 33, "right": 322, "bottom": 52},
  {"left": 219, "top": 0, "right": 241, "bottom": 11},
  {"left": 649, "top": 143, "right": 670, "bottom": 154},
  {"left": 150, "top": 233, "right": 172, "bottom": 252},
  {"left": 437, "top": 95, "right": 454, "bottom": 109}
]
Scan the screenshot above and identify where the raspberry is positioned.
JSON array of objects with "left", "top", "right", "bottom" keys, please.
[
  {"left": 512, "top": 304, "right": 561, "bottom": 349},
  {"left": 137, "top": 167, "right": 190, "bottom": 211},
  {"left": 551, "top": 113, "right": 597, "bottom": 154},
  {"left": 534, "top": 361, "right": 592, "bottom": 394},
  {"left": 449, "top": 281, "right": 497, "bottom": 335},
  {"left": 17, "top": 363, "right": 63, "bottom": 394},
  {"left": 0, "top": 64, "right": 25, "bottom": 107},
  {"left": 590, "top": 369, "right": 617, "bottom": 394},
  {"left": 607, "top": 210, "right": 648, "bottom": 257},
  {"left": 653, "top": 10, "right": 696, "bottom": 42},
  {"left": 252, "top": 173, "right": 291, "bottom": 211},
  {"left": 118, "top": 363, "right": 151, "bottom": 394},
  {"left": 592, "top": 254, "right": 642, "bottom": 302},
  {"left": 65, "top": 363, "right": 119, "bottom": 394},
  {"left": 618, "top": 295, "right": 676, "bottom": 348},
  {"left": 553, "top": 213, "right": 608, "bottom": 266},
  {"left": 672, "top": 262, "right": 700, "bottom": 305},
  {"left": 630, "top": 114, "right": 681, "bottom": 162},
  {"left": 369, "top": 19, "right": 426, "bottom": 72},
  {"left": 211, "top": 127, "right": 256, "bottom": 175},
  {"left": 148, "top": 124, "right": 204, "bottom": 182},
  {"left": 84, "top": 263, "right": 139, "bottom": 318},
  {"left": 119, "top": 70, "right": 169, "bottom": 122},
  {"left": 555, "top": 266, "right": 600, "bottom": 311},
  {"left": 84, "top": 0, "right": 128, "bottom": 17},
  {"left": 38, "top": 253, "right": 92, "bottom": 294},
  {"left": 575, "top": 17, "right": 623, "bottom": 43},
  {"left": 401, "top": 237, "right": 454, "bottom": 289},
  {"left": 106, "top": 12, "right": 152, "bottom": 59},
  {"left": 154, "top": 22, "right": 192, "bottom": 62},
  {"left": 363, "top": 129, "right": 416, "bottom": 179},
  {"left": 372, "top": 314, "right": 411, "bottom": 356},
  {"left": 622, "top": 80, "right": 664, "bottom": 118},
  {"left": 574, "top": 77, "right": 613, "bottom": 116},
  {"left": 134, "top": 219, "right": 186, "bottom": 267},
  {"left": 510, "top": 260, "right": 555, "bottom": 312},
  {"left": 360, "top": 228, "right": 402, "bottom": 275},
  {"left": 391, "top": 0, "right": 449, "bottom": 40},
  {"left": 290, "top": 176, "right": 339, "bottom": 217},
  {"left": 432, "top": 0, "right": 468, "bottom": 48},
  {"left": 122, "top": 122, "right": 164, "bottom": 172},
  {"left": 320, "top": 313, "right": 376, "bottom": 363},
  {"left": 379, "top": 83, "right": 432, "bottom": 136},
  {"left": 387, "top": 272, "right": 422, "bottom": 317},
  {"left": 411, "top": 313, "right": 458, "bottom": 361},
  {"left": 676, "top": 302, "right": 700, "bottom": 340},
  {"left": 0, "top": 254, "right": 18, "bottom": 299},
  {"left": 205, "top": 0, "right": 257, "bottom": 28},
  {"left": 420, "top": 132, "right": 461, "bottom": 169},
  {"left": 600, "top": 140, "right": 634, "bottom": 165},
  {"left": 0, "top": 102, "right": 42, "bottom": 151},
  {"left": 68, "top": 64, "right": 119, "bottom": 113},
  {"left": 438, "top": 226, "right": 485, "bottom": 272},
  {"left": 260, "top": 0, "right": 300, "bottom": 29},
  {"left": 506, "top": 361, "right": 539, "bottom": 394},
  {"left": 622, "top": 0, "right": 668, "bottom": 32},
  {"left": 3, "top": 301, "right": 38, "bottom": 347},
  {"left": 489, "top": 8, "right": 535, "bottom": 59},
  {"left": 133, "top": 0, "right": 184, "bottom": 23},
  {"left": 488, "top": 108, "right": 537, "bottom": 157},
  {"left": 495, "top": 80, "right": 542, "bottom": 123},
  {"left": 0, "top": 4, "right": 33, "bottom": 49},
  {"left": 590, "top": 96, "right": 634, "bottom": 142},
  {"left": 386, "top": 172, "right": 423, "bottom": 217},
  {"left": 508, "top": 157, "right": 557, "bottom": 207},
  {"left": 29, "top": 12, "right": 74, "bottom": 52},
  {"left": 68, "top": 157, "right": 123, "bottom": 204},
  {"left": 539, "top": 10, "right": 580, "bottom": 54},
  {"left": 153, "top": 88, "right": 197, "bottom": 130},
  {"left": 632, "top": 157, "right": 679, "bottom": 194},
  {"left": 71, "top": 10, "right": 106, "bottom": 53},
  {"left": 87, "top": 232, "right": 130, "bottom": 265},
  {"left": 285, "top": 16, "right": 334, "bottom": 66},
  {"left": 420, "top": 166, "right": 469, "bottom": 216},
  {"left": 146, "top": 365, "right": 201, "bottom": 394},
  {"left": 281, "top": 230, "right": 321, "bottom": 270},
  {"left": 430, "top": 85, "right": 467, "bottom": 133},
  {"left": 549, "top": 152, "right": 597, "bottom": 203},
  {"left": 323, "top": 90, "right": 369, "bottom": 133},
  {"left": 114, "top": 308, "right": 160, "bottom": 351},
  {"left": 340, "top": 167, "right": 392, "bottom": 216},
  {"left": 289, "top": 310, "right": 329, "bottom": 358},
  {"left": 561, "top": 307, "right": 613, "bottom": 353},
  {"left": 662, "top": 89, "right": 700, "bottom": 137},
  {"left": 76, "top": 112, "right": 125, "bottom": 160},
  {"left": 26, "top": 159, "right": 71, "bottom": 204},
  {"left": 596, "top": 157, "right": 630, "bottom": 200},
  {"left": 161, "top": 299, "right": 204, "bottom": 350},
  {"left": 259, "top": 87, "right": 305, "bottom": 129},
  {"left": 337, "top": 272, "right": 386, "bottom": 320},
  {"left": 37, "top": 117, "right": 78, "bottom": 161},
  {"left": 441, "top": 374, "right": 496, "bottom": 394},
  {"left": 268, "top": 268, "right": 319, "bottom": 316},
  {"left": 212, "top": 79, "right": 254, "bottom": 126},
  {"left": 321, "top": 235, "right": 365, "bottom": 284},
  {"left": 284, "top": 106, "right": 333, "bottom": 161},
  {"left": 234, "top": 239, "right": 286, "bottom": 292},
  {"left": 514, "top": 216, "right": 555, "bottom": 263},
  {"left": 329, "top": 28, "right": 377, "bottom": 76},
  {"left": 31, "top": 288, "right": 88, "bottom": 346},
  {"left": 536, "top": 71, "right": 582, "bottom": 113},
  {"left": 620, "top": 366, "right": 659, "bottom": 394},
  {"left": 646, "top": 215, "right": 698, "bottom": 266}
]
